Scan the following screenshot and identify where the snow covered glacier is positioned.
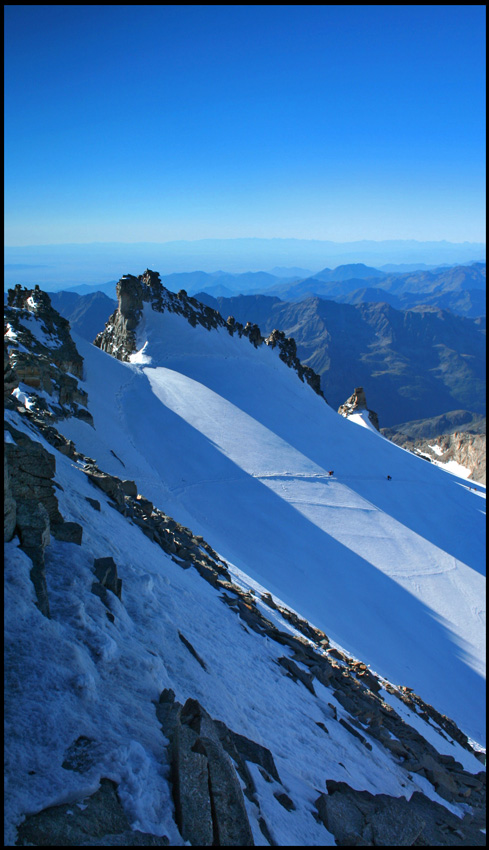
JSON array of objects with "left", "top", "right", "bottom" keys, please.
[
  {"left": 58, "top": 297, "right": 485, "bottom": 746},
  {"left": 4, "top": 281, "right": 485, "bottom": 845}
]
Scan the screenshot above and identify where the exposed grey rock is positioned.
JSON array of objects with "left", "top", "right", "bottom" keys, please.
[
  {"left": 121, "top": 479, "right": 137, "bottom": 496},
  {"left": 85, "top": 497, "right": 101, "bottom": 511},
  {"left": 338, "top": 718, "right": 372, "bottom": 751},
  {"left": 7, "top": 285, "right": 84, "bottom": 380},
  {"left": 274, "top": 791, "right": 295, "bottom": 811},
  {"left": 264, "top": 328, "right": 326, "bottom": 399},
  {"left": 316, "top": 781, "right": 486, "bottom": 847},
  {"left": 171, "top": 721, "right": 215, "bottom": 845},
  {"left": 197, "top": 736, "right": 255, "bottom": 846},
  {"left": 338, "top": 387, "right": 380, "bottom": 431},
  {"left": 277, "top": 655, "right": 316, "bottom": 695},
  {"left": 51, "top": 521, "right": 83, "bottom": 545},
  {"left": 222, "top": 728, "right": 281, "bottom": 785},
  {"left": 61, "top": 736, "right": 102, "bottom": 774},
  {"left": 93, "top": 557, "right": 122, "bottom": 600},
  {"left": 178, "top": 631, "right": 208, "bottom": 670},
  {"left": 156, "top": 697, "right": 260, "bottom": 845},
  {"left": 15, "top": 777, "right": 168, "bottom": 846},
  {"left": 5, "top": 287, "right": 91, "bottom": 432},
  {"left": 384, "top": 429, "right": 486, "bottom": 484},
  {"left": 85, "top": 470, "right": 125, "bottom": 505},
  {"left": 4, "top": 454, "right": 17, "bottom": 541}
]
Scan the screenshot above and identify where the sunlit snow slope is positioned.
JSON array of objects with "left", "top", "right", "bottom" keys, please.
[{"left": 60, "top": 304, "right": 486, "bottom": 744}]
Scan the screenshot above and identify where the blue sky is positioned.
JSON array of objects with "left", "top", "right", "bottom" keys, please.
[{"left": 4, "top": 5, "right": 486, "bottom": 246}]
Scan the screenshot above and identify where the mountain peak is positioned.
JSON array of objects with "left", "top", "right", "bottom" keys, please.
[{"left": 94, "top": 270, "right": 327, "bottom": 401}]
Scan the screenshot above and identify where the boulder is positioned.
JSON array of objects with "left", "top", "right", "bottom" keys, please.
[
  {"left": 93, "top": 556, "right": 122, "bottom": 600},
  {"left": 315, "top": 781, "right": 486, "bottom": 847},
  {"left": 172, "top": 722, "right": 215, "bottom": 845},
  {"left": 15, "top": 777, "right": 168, "bottom": 846},
  {"left": 51, "top": 521, "right": 83, "bottom": 545},
  {"left": 157, "top": 697, "right": 258, "bottom": 845}
]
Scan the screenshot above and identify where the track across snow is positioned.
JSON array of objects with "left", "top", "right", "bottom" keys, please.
[{"left": 59, "top": 305, "right": 485, "bottom": 744}]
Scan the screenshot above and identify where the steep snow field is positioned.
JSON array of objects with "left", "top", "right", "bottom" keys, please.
[
  {"left": 6, "top": 423, "right": 483, "bottom": 846},
  {"left": 55, "top": 304, "right": 486, "bottom": 747}
]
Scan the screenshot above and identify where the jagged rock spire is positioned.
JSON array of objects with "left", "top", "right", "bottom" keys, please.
[{"left": 338, "top": 387, "right": 380, "bottom": 430}]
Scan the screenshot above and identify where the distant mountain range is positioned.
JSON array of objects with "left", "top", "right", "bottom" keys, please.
[
  {"left": 259, "top": 262, "right": 486, "bottom": 317},
  {"left": 195, "top": 293, "right": 486, "bottom": 428}
]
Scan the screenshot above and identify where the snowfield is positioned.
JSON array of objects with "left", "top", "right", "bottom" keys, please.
[{"left": 53, "top": 304, "right": 485, "bottom": 747}]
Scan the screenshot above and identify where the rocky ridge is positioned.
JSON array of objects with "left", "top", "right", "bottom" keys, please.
[
  {"left": 384, "top": 431, "right": 486, "bottom": 485},
  {"left": 94, "top": 270, "right": 326, "bottom": 401},
  {"left": 337, "top": 387, "right": 380, "bottom": 431},
  {"left": 5, "top": 285, "right": 92, "bottom": 424},
  {"left": 4, "top": 287, "right": 486, "bottom": 846}
]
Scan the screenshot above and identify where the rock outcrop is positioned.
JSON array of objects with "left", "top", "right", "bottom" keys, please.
[
  {"left": 338, "top": 387, "right": 380, "bottom": 430},
  {"left": 384, "top": 430, "right": 486, "bottom": 484},
  {"left": 4, "top": 421, "right": 84, "bottom": 617},
  {"left": 315, "top": 780, "right": 486, "bottom": 846},
  {"left": 5, "top": 285, "right": 91, "bottom": 424},
  {"left": 94, "top": 270, "right": 327, "bottom": 401},
  {"left": 155, "top": 692, "right": 277, "bottom": 845},
  {"left": 15, "top": 778, "right": 169, "bottom": 846}
]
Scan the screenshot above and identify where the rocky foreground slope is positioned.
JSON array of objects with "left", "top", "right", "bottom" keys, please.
[{"left": 4, "top": 281, "right": 486, "bottom": 846}]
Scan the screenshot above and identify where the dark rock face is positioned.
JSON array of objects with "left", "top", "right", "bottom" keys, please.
[
  {"left": 315, "top": 780, "right": 486, "bottom": 846},
  {"left": 177, "top": 631, "right": 208, "bottom": 670},
  {"left": 4, "top": 454, "right": 17, "bottom": 542},
  {"left": 7, "top": 285, "right": 84, "bottom": 379},
  {"left": 3, "top": 422, "right": 87, "bottom": 616},
  {"left": 5, "top": 285, "right": 91, "bottom": 424},
  {"left": 51, "top": 521, "right": 83, "bottom": 545},
  {"left": 4, "top": 423, "right": 66, "bottom": 617},
  {"left": 265, "top": 328, "right": 326, "bottom": 399},
  {"left": 91, "top": 555, "right": 123, "bottom": 606},
  {"left": 338, "top": 387, "right": 380, "bottom": 430},
  {"left": 15, "top": 777, "right": 169, "bottom": 846},
  {"left": 94, "top": 275, "right": 144, "bottom": 360},
  {"left": 156, "top": 693, "right": 269, "bottom": 846}
]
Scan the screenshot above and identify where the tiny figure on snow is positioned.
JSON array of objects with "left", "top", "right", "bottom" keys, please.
[
  {"left": 386, "top": 475, "right": 392, "bottom": 480},
  {"left": 328, "top": 470, "right": 334, "bottom": 476}
]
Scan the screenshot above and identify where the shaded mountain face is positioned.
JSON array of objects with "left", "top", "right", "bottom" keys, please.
[
  {"left": 381, "top": 409, "right": 486, "bottom": 440},
  {"left": 197, "top": 293, "right": 486, "bottom": 428},
  {"left": 264, "top": 263, "right": 486, "bottom": 317},
  {"left": 305, "top": 263, "right": 388, "bottom": 283},
  {"left": 158, "top": 269, "right": 298, "bottom": 297},
  {"left": 4, "top": 280, "right": 486, "bottom": 846},
  {"left": 49, "top": 290, "right": 117, "bottom": 341},
  {"left": 335, "top": 285, "right": 486, "bottom": 318}
]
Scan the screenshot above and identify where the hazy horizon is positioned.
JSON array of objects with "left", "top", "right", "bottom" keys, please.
[{"left": 4, "top": 237, "right": 485, "bottom": 291}]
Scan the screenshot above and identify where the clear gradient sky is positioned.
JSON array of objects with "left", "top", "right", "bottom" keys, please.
[{"left": 4, "top": 4, "right": 486, "bottom": 246}]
